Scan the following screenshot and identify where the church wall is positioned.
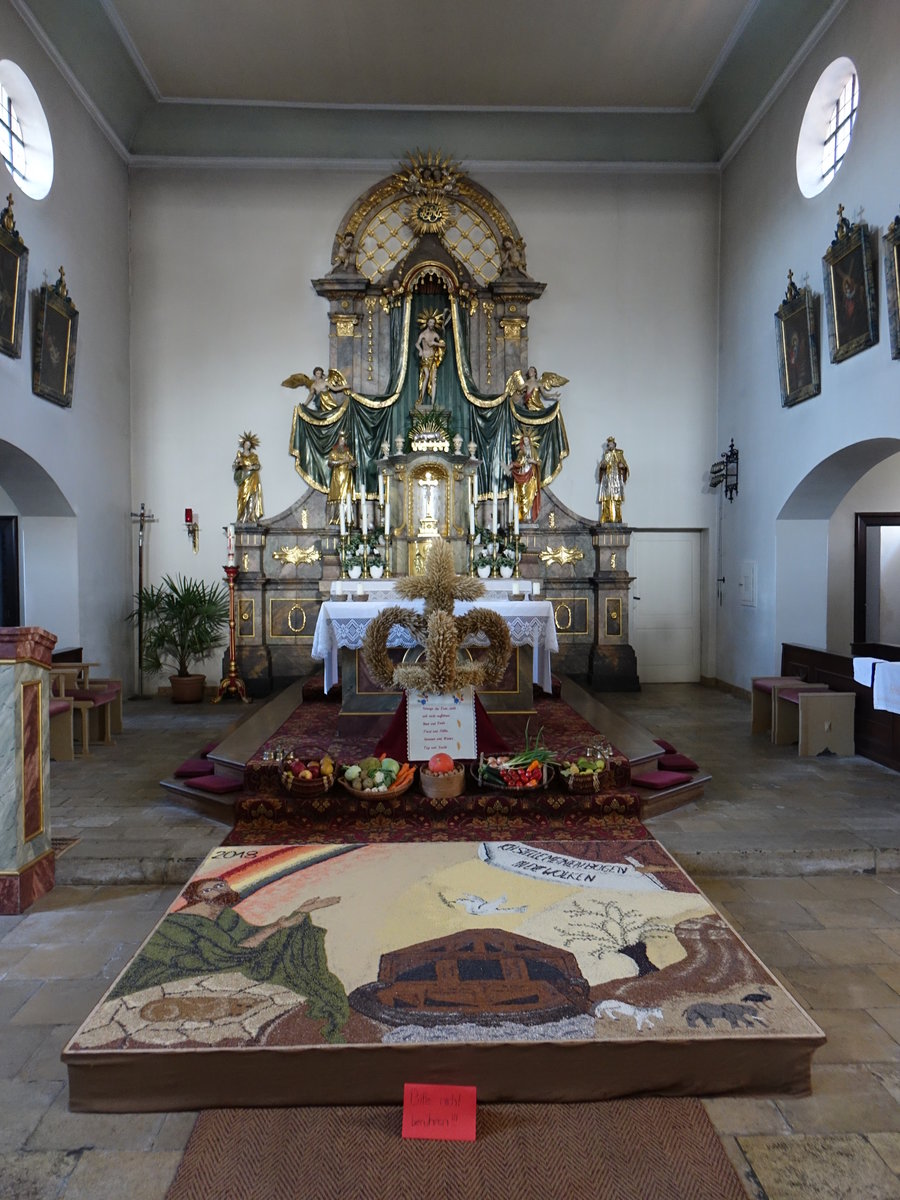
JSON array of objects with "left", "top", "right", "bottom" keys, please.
[
  {"left": 0, "top": 2, "right": 131, "bottom": 674},
  {"left": 128, "top": 165, "right": 721, "bottom": 680},
  {"left": 717, "top": 0, "right": 900, "bottom": 688}
]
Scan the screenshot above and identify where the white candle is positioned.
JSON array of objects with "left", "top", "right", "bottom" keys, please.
[
  {"left": 356, "top": 582, "right": 363, "bottom": 597},
  {"left": 226, "top": 524, "right": 235, "bottom": 566},
  {"left": 335, "top": 581, "right": 342, "bottom": 595},
  {"left": 491, "top": 492, "right": 498, "bottom": 535},
  {"left": 512, "top": 580, "right": 519, "bottom": 595},
  {"left": 360, "top": 493, "right": 368, "bottom": 535},
  {"left": 339, "top": 502, "right": 346, "bottom": 536},
  {"left": 378, "top": 473, "right": 384, "bottom": 505},
  {"left": 384, "top": 499, "right": 391, "bottom": 537},
  {"left": 513, "top": 504, "right": 520, "bottom": 535},
  {"left": 533, "top": 580, "right": 541, "bottom": 596},
  {"left": 469, "top": 503, "right": 475, "bottom": 537}
]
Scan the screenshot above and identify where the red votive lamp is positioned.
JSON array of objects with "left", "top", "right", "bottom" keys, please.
[{"left": 185, "top": 508, "right": 193, "bottom": 524}]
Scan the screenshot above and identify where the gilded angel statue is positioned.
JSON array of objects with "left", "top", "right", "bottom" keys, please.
[
  {"left": 502, "top": 365, "right": 568, "bottom": 412},
  {"left": 281, "top": 366, "right": 349, "bottom": 413}
]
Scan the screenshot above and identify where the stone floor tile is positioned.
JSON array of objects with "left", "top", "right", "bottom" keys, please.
[
  {"left": 872, "top": 963, "right": 900, "bottom": 998},
  {"left": 870, "top": 1007, "right": 900, "bottom": 1044},
  {"left": 10, "top": 978, "right": 109, "bottom": 1026},
  {"left": 776, "top": 965, "right": 900, "bottom": 1011},
  {"left": 0, "top": 945, "right": 30, "bottom": 979},
  {"left": 797, "top": 897, "right": 899, "bottom": 929},
  {"left": 738, "top": 1133, "right": 900, "bottom": 1199},
  {"left": 0, "top": 1149, "right": 80, "bottom": 1200},
  {"left": 0, "top": 978, "right": 43, "bottom": 1023},
  {"left": 17, "top": 1024, "right": 73, "bottom": 1083},
  {"left": 868, "top": 1131, "right": 900, "bottom": 1174},
  {"left": 0, "top": 1024, "right": 46, "bottom": 1077},
  {"left": 805, "top": 874, "right": 893, "bottom": 899},
  {"left": 810, "top": 1009, "right": 900, "bottom": 1065},
  {"left": 728, "top": 877, "right": 822, "bottom": 901},
  {"left": 715, "top": 1135, "right": 767, "bottom": 1200},
  {"left": 791, "top": 928, "right": 900, "bottom": 966},
  {"left": 775, "top": 1064, "right": 900, "bottom": 1133},
  {"left": 151, "top": 1109, "right": 198, "bottom": 1151},
  {"left": 734, "top": 930, "right": 821, "bottom": 970},
  {"left": 6, "top": 942, "right": 125, "bottom": 981},
  {"left": 701, "top": 1094, "right": 792, "bottom": 1135},
  {"left": 61, "top": 1149, "right": 183, "bottom": 1200},
  {"left": 25, "top": 1090, "right": 166, "bottom": 1153},
  {"left": 720, "top": 899, "right": 826, "bottom": 931},
  {"left": 0, "top": 1079, "right": 67, "bottom": 1154}
]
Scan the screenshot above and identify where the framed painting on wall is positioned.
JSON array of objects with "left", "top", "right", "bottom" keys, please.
[
  {"left": 0, "top": 194, "right": 28, "bottom": 359},
  {"left": 884, "top": 212, "right": 900, "bottom": 360},
  {"left": 32, "top": 267, "right": 78, "bottom": 407},
  {"left": 822, "top": 207, "right": 878, "bottom": 364},
  {"left": 775, "top": 271, "right": 820, "bottom": 407}
]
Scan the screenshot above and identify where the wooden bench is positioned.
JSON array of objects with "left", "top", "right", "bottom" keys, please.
[
  {"left": 750, "top": 676, "right": 829, "bottom": 737},
  {"left": 773, "top": 688, "right": 856, "bottom": 756},
  {"left": 49, "top": 696, "right": 75, "bottom": 761},
  {"left": 50, "top": 666, "right": 119, "bottom": 756}
]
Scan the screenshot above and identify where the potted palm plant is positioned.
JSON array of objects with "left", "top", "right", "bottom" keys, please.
[{"left": 130, "top": 574, "right": 230, "bottom": 702}]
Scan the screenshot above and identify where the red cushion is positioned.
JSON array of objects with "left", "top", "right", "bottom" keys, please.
[
  {"left": 633, "top": 769, "right": 694, "bottom": 790},
  {"left": 65, "top": 687, "right": 119, "bottom": 705},
  {"left": 653, "top": 738, "right": 677, "bottom": 754},
  {"left": 778, "top": 689, "right": 803, "bottom": 704},
  {"left": 174, "top": 758, "right": 215, "bottom": 778},
  {"left": 186, "top": 774, "right": 244, "bottom": 794},
  {"left": 657, "top": 752, "right": 698, "bottom": 772},
  {"left": 49, "top": 699, "right": 71, "bottom": 717}
]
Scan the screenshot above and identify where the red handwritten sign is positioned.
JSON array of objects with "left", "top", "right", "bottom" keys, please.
[{"left": 402, "top": 1082, "right": 477, "bottom": 1141}]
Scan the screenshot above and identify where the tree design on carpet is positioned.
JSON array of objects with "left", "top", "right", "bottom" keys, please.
[
  {"left": 362, "top": 538, "right": 511, "bottom": 693},
  {"left": 554, "top": 898, "right": 674, "bottom": 977}
]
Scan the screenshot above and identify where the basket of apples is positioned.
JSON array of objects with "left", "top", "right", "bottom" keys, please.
[
  {"left": 281, "top": 752, "right": 336, "bottom": 795},
  {"left": 559, "top": 746, "right": 608, "bottom": 793},
  {"left": 419, "top": 752, "right": 465, "bottom": 799}
]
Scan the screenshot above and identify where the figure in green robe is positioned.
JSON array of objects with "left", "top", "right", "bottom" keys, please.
[{"left": 109, "top": 877, "right": 349, "bottom": 1043}]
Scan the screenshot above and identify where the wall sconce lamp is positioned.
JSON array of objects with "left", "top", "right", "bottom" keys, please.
[
  {"left": 709, "top": 440, "right": 739, "bottom": 502},
  {"left": 184, "top": 507, "right": 199, "bottom": 553}
]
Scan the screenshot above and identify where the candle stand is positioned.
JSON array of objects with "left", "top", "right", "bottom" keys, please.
[{"left": 213, "top": 564, "right": 250, "bottom": 703}]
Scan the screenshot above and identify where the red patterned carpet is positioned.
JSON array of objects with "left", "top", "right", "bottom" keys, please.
[{"left": 230, "top": 687, "right": 647, "bottom": 844}]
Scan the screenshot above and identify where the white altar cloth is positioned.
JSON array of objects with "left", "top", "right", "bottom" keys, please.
[
  {"left": 330, "top": 578, "right": 538, "bottom": 599},
  {"left": 312, "top": 598, "right": 558, "bottom": 695}
]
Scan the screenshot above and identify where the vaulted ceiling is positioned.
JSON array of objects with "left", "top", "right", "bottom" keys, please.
[{"left": 12, "top": 0, "right": 844, "bottom": 163}]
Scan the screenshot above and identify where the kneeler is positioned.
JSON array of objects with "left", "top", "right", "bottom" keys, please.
[{"left": 375, "top": 692, "right": 510, "bottom": 761}]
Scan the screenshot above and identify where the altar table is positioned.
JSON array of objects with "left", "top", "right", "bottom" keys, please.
[{"left": 312, "top": 598, "right": 558, "bottom": 694}]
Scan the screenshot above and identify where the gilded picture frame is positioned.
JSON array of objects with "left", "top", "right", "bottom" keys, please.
[
  {"left": 32, "top": 268, "right": 78, "bottom": 408},
  {"left": 0, "top": 196, "right": 28, "bottom": 359},
  {"left": 821, "top": 210, "right": 878, "bottom": 364},
  {"left": 775, "top": 272, "right": 820, "bottom": 408},
  {"left": 883, "top": 213, "right": 900, "bottom": 360}
]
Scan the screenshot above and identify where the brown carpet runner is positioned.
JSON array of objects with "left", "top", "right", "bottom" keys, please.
[{"left": 166, "top": 1097, "right": 747, "bottom": 1200}]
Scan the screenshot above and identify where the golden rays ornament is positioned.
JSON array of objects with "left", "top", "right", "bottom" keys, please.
[{"left": 362, "top": 538, "right": 511, "bottom": 694}]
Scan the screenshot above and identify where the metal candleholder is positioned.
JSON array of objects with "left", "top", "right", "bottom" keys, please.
[{"left": 213, "top": 564, "right": 250, "bottom": 704}]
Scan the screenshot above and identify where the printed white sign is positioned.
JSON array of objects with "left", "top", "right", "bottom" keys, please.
[
  {"left": 479, "top": 842, "right": 666, "bottom": 892},
  {"left": 407, "top": 687, "right": 477, "bottom": 761}
]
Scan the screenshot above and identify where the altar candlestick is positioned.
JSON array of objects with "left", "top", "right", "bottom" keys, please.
[{"left": 226, "top": 524, "right": 235, "bottom": 566}]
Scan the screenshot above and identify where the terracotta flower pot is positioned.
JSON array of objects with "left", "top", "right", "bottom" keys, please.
[{"left": 169, "top": 673, "right": 206, "bottom": 703}]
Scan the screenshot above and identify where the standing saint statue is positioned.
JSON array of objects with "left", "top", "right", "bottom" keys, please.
[
  {"left": 415, "top": 309, "right": 450, "bottom": 407},
  {"left": 326, "top": 432, "right": 356, "bottom": 525},
  {"left": 233, "top": 431, "right": 264, "bottom": 524},
  {"left": 507, "top": 432, "right": 542, "bottom": 523},
  {"left": 598, "top": 436, "right": 629, "bottom": 524}
]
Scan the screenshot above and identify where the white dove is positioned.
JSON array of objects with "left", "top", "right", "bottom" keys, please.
[{"left": 453, "top": 893, "right": 527, "bottom": 916}]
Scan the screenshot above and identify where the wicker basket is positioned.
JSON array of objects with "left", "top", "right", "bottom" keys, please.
[
  {"left": 419, "top": 764, "right": 465, "bottom": 799},
  {"left": 471, "top": 759, "right": 555, "bottom": 793},
  {"left": 338, "top": 769, "right": 417, "bottom": 799},
  {"left": 561, "top": 745, "right": 608, "bottom": 793},
  {"left": 280, "top": 767, "right": 337, "bottom": 797}
]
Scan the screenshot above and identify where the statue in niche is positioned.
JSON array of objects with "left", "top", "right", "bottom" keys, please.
[
  {"left": 326, "top": 432, "right": 357, "bottom": 525},
  {"left": 415, "top": 309, "right": 451, "bottom": 407},
  {"left": 233, "top": 431, "right": 264, "bottom": 524},
  {"left": 502, "top": 365, "right": 568, "bottom": 412},
  {"left": 281, "top": 366, "right": 349, "bottom": 413},
  {"left": 507, "top": 432, "right": 541, "bottom": 523},
  {"left": 598, "top": 436, "right": 629, "bottom": 524}
]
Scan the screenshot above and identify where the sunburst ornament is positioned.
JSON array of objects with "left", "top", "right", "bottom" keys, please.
[
  {"left": 409, "top": 189, "right": 451, "bottom": 237},
  {"left": 362, "top": 538, "right": 511, "bottom": 695}
]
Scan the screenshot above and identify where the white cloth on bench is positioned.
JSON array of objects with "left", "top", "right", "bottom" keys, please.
[
  {"left": 873, "top": 661, "right": 900, "bottom": 715},
  {"left": 852, "top": 657, "right": 884, "bottom": 687}
]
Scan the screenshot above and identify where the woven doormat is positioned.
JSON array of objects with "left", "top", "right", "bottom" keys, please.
[{"left": 166, "top": 1098, "right": 746, "bottom": 1200}]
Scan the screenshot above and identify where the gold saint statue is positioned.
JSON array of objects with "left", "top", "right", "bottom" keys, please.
[
  {"left": 233, "top": 431, "right": 264, "bottom": 524},
  {"left": 326, "top": 433, "right": 356, "bottom": 525},
  {"left": 598, "top": 435, "right": 629, "bottom": 524},
  {"left": 507, "top": 432, "right": 541, "bottom": 523}
]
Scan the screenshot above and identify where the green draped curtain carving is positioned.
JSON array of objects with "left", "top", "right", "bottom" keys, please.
[{"left": 291, "top": 287, "right": 568, "bottom": 498}]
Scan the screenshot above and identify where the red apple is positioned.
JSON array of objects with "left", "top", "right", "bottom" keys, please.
[{"left": 428, "top": 752, "right": 454, "bottom": 774}]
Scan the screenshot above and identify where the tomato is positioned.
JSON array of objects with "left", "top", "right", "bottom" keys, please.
[{"left": 428, "top": 752, "right": 455, "bottom": 774}]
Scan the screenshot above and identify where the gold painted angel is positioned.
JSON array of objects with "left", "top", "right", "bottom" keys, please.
[
  {"left": 281, "top": 366, "right": 349, "bottom": 413},
  {"left": 502, "top": 365, "right": 568, "bottom": 411}
]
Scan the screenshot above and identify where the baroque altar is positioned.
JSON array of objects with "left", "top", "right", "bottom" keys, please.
[{"left": 229, "top": 153, "right": 639, "bottom": 697}]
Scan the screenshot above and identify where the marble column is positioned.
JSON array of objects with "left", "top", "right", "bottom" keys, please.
[{"left": 0, "top": 627, "right": 56, "bottom": 913}]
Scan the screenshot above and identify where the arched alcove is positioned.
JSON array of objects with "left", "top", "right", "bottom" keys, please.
[
  {"left": 0, "top": 439, "right": 79, "bottom": 646},
  {"left": 775, "top": 439, "right": 900, "bottom": 655}
]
